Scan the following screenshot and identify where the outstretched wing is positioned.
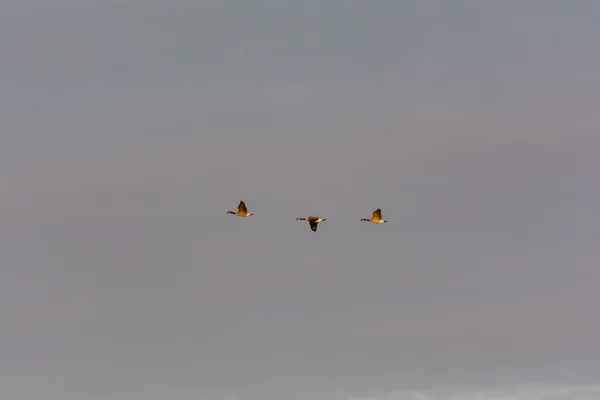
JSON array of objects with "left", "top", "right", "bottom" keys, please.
[
  {"left": 373, "top": 208, "right": 382, "bottom": 219},
  {"left": 309, "top": 220, "right": 318, "bottom": 232},
  {"left": 238, "top": 201, "right": 248, "bottom": 213}
]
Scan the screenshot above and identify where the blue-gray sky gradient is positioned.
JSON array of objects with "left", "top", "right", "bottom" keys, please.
[{"left": 1, "top": 1, "right": 599, "bottom": 399}]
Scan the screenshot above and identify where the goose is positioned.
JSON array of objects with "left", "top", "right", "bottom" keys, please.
[
  {"left": 227, "top": 200, "right": 254, "bottom": 217},
  {"left": 361, "top": 208, "right": 387, "bottom": 224},
  {"left": 296, "top": 216, "right": 326, "bottom": 232}
]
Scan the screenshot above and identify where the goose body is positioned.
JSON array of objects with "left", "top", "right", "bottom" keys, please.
[
  {"left": 361, "top": 208, "right": 387, "bottom": 224},
  {"left": 296, "top": 216, "right": 326, "bottom": 232},
  {"left": 227, "top": 200, "right": 254, "bottom": 217}
]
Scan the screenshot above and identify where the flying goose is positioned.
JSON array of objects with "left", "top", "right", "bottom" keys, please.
[
  {"left": 227, "top": 200, "right": 254, "bottom": 217},
  {"left": 296, "top": 216, "right": 326, "bottom": 232},
  {"left": 361, "top": 208, "right": 387, "bottom": 224}
]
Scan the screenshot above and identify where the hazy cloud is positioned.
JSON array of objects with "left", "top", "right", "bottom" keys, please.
[{"left": 1, "top": 1, "right": 599, "bottom": 399}]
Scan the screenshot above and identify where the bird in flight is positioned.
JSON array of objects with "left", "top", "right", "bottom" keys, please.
[
  {"left": 296, "top": 216, "right": 326, "bottom": 232},
  {"left": 360, "top": 208, "right": 387, "bottom": 224},
  {"left": 227, "top": 200, "right": 254, "bottom": 217}
]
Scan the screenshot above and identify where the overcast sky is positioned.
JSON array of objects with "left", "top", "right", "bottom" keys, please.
[{"left": 1, "top": 1, "right": 600, "bottom": 399}]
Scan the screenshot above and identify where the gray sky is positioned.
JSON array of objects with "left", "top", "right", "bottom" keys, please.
[{"left": 2, "top": 1, "right": 599, "bottom": 399}]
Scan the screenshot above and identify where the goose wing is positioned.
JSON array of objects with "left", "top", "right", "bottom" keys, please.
[
  {"left": 309, "top": 220, "right": 318, "bottom": 232},
  {"left": 238, "top": 201, "right": 248, "bottom": 213},
  {"left": 373, "top": 208, "right": 382, "bottom": 220}
]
